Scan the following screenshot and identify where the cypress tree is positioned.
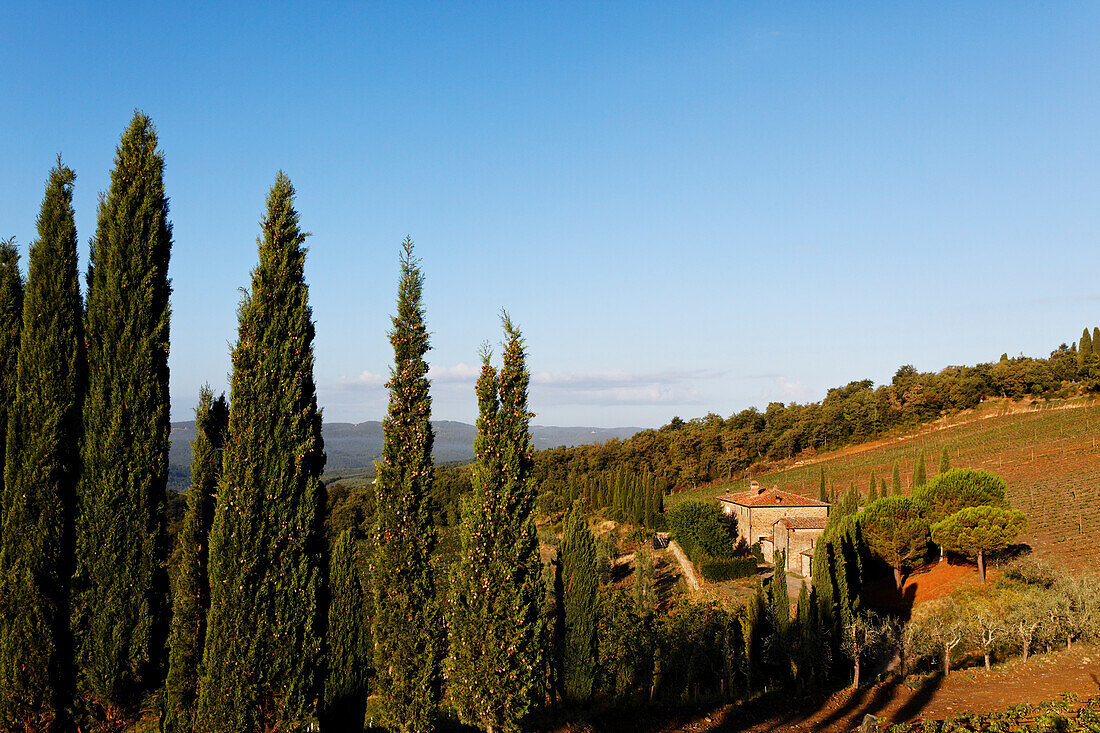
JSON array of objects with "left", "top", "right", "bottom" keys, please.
[
  {"left": 371, "top": 238, "right": 440, "bottom": 733},
  {"left": 1079, "top": 328, "right": 1093, "bottom": 370},
  {"left": 72, "top": 113, "right": 173, "bottom": 718},
  {"left": 1094, "top": 327, "right": 1099, "bottom": 356},
  {"left": 0, "top": 236, "right": 22, "bottom": 524},
  {"left": 196, "top": 173, "right": 327, "bottom": 731},
  {"left": 938, "top": 447, "right": 950, "bottom": 474},
  {"left": 891, "top": 462, "right": 902, "bottom": 495},
  {"left": 913, "top": 449, "right": 927, "bottom": 488},
  {"left": 880, "top": 477, "right": 887, "bottom": 497},
  {"left": 867, "top": 471, "right": 878, "bottom": 503},
  {"left": 0, "top": 162, "right": 82, "bottom": 729},
  {"left": 818, "top": 468, "right": 827, "bottom": 503},
  {"left": 447, "top": 317, "right": 543, "bottom": 733},
  {"left": 322, "top": 529, "right": 372, "bottom": 730},
  {"left": 560, "top": 503, "right": 598, "bottom": 703},
  {"left": 164, "top": 388, "right": 228, "bottom": 733}
]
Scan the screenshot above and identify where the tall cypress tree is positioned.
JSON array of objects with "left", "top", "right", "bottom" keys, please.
[
  {"left": 0, "top": 162, "right": 83, "bottom": 730},
  {"left": 196, "top": 173, "right": 327, "bottom": 731},
  {"left": 913, "top": 449, "right": 927, "bottom": 488},
  {"left": 560, "top": 503, "right": 598, "bottom": 703},
  {"left": 1079, "top": 328, "right": 1093, "bottom": 371},
  {"left": 72, "top": 113, "right": 172, "bottom": 718},
  {"left": 938, "top": 447, "right": 950, "bottom": 474},
  {"left": 818, "top": 468, "right": 827, "bottom": 503},
  {"left": 448, "top": 317, "right": 543, "bottom": 733},
  {"left": 891, "top": 462, "right": 902, "bottom": 496},
  {"left": 371, "top": 238, "right": 440, "bottom": 733},
  {"left": 322, "top": 529, "right": 372, "bottom": 730},
  {"left": 1093, "top": 327, "right": 1099, "bottom": 356},
  {"left": 0, "top": 236, "right": 22, "bottom": 525},
  {"left": 164, "top": 388, "right": 228, "bottom": 733}
]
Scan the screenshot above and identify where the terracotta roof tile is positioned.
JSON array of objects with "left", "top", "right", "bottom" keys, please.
[{"left": 716, "top": 486, "right": 829, "bottom": 508}]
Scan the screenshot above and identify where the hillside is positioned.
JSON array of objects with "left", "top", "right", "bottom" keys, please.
[
  {"left": 669, "top": 397, "right": 1100, "bottom": 569},
  {"left": 169, "top": 419, "right": 640, "bottom": 492}
]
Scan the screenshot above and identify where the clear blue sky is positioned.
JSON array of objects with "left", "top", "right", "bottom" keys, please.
[{"left": 3, "top": 3, "right": 1099, "bottom": 427}]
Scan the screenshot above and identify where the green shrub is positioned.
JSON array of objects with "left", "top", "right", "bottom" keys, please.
[
  {"left": 699, "top": 558, "right": 757, "bottom": 582},
  {"left": 667, "top": 499, "right": 735, "bottom": 563}
]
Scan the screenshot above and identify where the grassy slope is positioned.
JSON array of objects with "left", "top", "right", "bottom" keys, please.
[{"left": 669, "top": 396, "right": 1100, "bottom": 569}]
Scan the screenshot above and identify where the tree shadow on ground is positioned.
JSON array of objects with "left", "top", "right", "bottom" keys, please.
[{"left": 893, "top": 672, "right": 945, "bottom": 724}]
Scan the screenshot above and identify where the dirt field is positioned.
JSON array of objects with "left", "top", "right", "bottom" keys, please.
[{"left": 554, "top": 644, "right": 1100, "bottom": 733}]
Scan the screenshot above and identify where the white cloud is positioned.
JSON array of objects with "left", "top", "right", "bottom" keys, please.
[{"left": 338, "top": 369, "right": 386, "bottom": 388}]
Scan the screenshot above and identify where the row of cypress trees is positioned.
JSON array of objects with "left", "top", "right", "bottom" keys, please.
[
  {"left": 0, "top": 112, "right": 549, "bottom": 733},
  {"left": 0, "top": 113, "right": 173, "bottom": 729}
]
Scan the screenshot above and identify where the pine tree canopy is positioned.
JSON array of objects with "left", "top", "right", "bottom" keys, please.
[
  {"left": 447, "top": 316, "right": 543, "bottom": 733},
  {"left": 0, "top": 161, "right": 83, "bottom": 730},
  {"left": 371, "top": 237, "right": 440, "bottom": 733},
  {"left": 858, "top": 496, "right": 930, "bottom": 589},
  {"left": 930, "top": 505, "right": 1026, "bottom": 583},
  {"left": 196, "top": 172, "right": 327, "bottom": 732},
  {"left": 165, "top": 387, "right": 228, "bottom": 733},
  {"left": 912, "top": 468, "right": 1008, "bottom": 526},
  {"left": 72, "top": 112, "right": 173, "bottom": 717}
]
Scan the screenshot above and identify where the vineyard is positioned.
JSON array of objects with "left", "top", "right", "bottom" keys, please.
[{"left": 669, "top": 398, "right": 1100, "bottom": 569}]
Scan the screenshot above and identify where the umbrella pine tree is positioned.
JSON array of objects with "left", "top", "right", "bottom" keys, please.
[
  {"left": 196, "top": 173, "right": 327, "bottom": 731},
  {"left": 0, "top": 162, "right": 83, "bottom": 729},
  {"left": 371, "top": 238, "right": 440, "bottom": 733},
  {"left": 72, "top": 113, "right": 173, "bottom": 717}
]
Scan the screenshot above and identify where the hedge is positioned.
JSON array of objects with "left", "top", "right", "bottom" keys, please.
[{"left": 699, "top": 558, "right": 757, "bottom": 582}]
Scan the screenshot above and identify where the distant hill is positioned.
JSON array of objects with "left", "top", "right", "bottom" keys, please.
[
  {"left": 668, "top": 397, "right": 1100, "bottom": 570},
  {"left": 169, "top": 420, "right": 640, "bottom": 492}
]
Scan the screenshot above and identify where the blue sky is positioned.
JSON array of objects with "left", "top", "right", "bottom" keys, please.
[{"left": 3, "top": 3, "right": 1099, "bottom": 427}]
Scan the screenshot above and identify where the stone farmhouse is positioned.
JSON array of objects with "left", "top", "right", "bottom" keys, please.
[{"left": 717, "top": 481, "right": 829, "bottom": 577}]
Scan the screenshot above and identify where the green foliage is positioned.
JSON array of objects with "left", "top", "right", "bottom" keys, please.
[
  {"left": 446, "top": 318, "right": 543, "bottom": 733},
  {"left": 666, "top": 499, "right": 735, "bottom": 563},
  {"left": 165, "top": 388, "right": 228, "bottom": 733},
  {"left": 322, "top": 529, "right": 372, "bottom": 730},
  {"left": 196, "top": 173, "right": 327, "bottom": 731},
  {"left": 858, "top": 496, "right": 930, "bottom": 586},
  {"left": 370, "top": 238, "right": 440, "bottom": 733},
  {"left": 767, "top": 553, "right": 790, "bottom": 636},
  {"left": 913, "top": 449, "right": 927, "bottom": 488},
  {"left": 0, "top": 237, "right": 22, "bottom": 521},
  {"left": 0, "top": 162, "right": 82, "bottom": 730},
  {"left": 891, "top": 461, "right": 902, "bottom": 495},
  {"left": 818, "top": 467, "right": 827, "bottom": 503},
  {"left": 632, "top": 550, "right": 657, "bottom": 614},
  {"left": 1080, "top": 328, "right": 1094, "bottom": 370},
  {"left": 938, "top": 447, "right": 950, "bottom": 474},
  {"left": 561, "top": 503, "right": 598, "bottom": 703},
  {"left": 699, "top": 558, "right": 757, "bottom": 582},
  {"left": 594, "top": 587, "right": 651, "bottom": 705},
  {"left": 931, "top": 505, "right": 1027, "bottom": 582},
  {"left": 912, "top": 468, "right": 1008, "bottom": 526},
  {"left": 73, "top": 113, "right": 173, "bottom": 718}
]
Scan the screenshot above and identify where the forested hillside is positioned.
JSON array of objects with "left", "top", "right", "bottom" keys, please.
[{"left": 533, "top": 335, "right": 1100, "bottom": 497}]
